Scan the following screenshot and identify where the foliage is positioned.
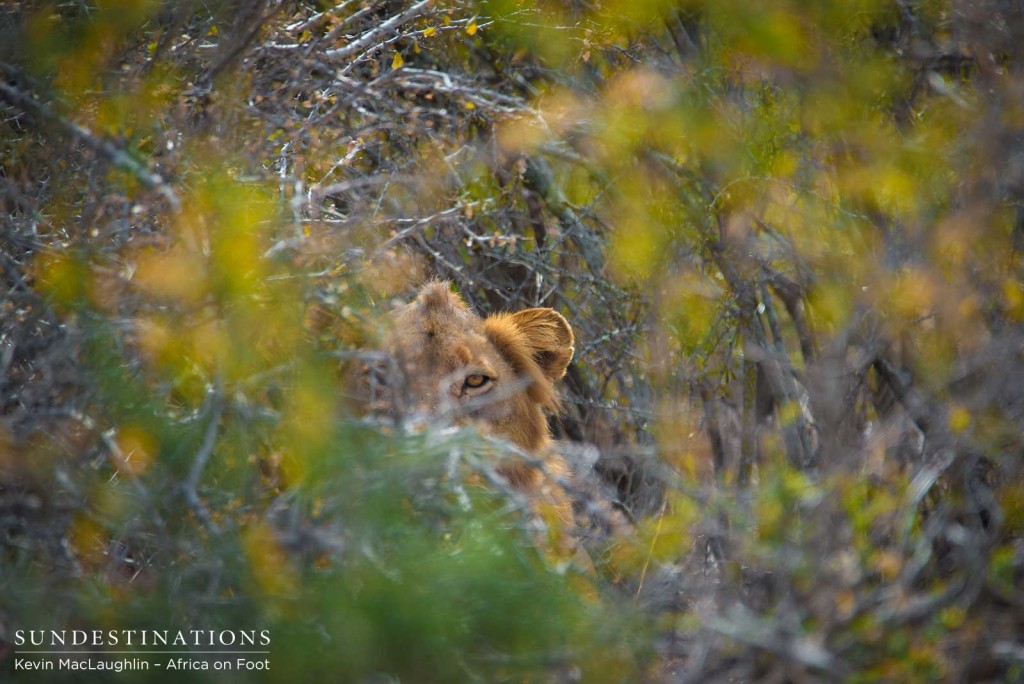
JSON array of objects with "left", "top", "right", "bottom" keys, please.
[{"left": 2, "top": 0, "right": 1024, "bottom": 681}]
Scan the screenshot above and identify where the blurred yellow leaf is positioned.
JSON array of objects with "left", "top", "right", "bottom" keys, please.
[
  {"left": 132, "top": 247, "right": 207, "bottom": 303},
  {"left": 242, "top": 521, "right": 298, "bottom": 597},
  {"left": 191, "top": 317, "right": 229, "bottom": 372},
  {"left": 836, "top": 588, "right": 857, "bottom": 618},
  {"left": 69, "top": 516, "right": 106, "bottom": 568},
  {"left": 873, "top": 550, "right": 902, "bottom": 580},
  {"left": 948, "top": 406, "right": 971, "bottom": 434},
  {"left": 466, "top": 19, "right": 478, "bottom": 35},
  {"left": 134, "top": 315, "right": 173, "bottom": 366},
  {"left": 35, "top": 251, "right": 83, "bottom": 305},
  {"left": 939, "top": 606, "right": 966, "bottom": 630},
  {"left": 1003, "top": 279, "right": 1024, "bottom": 321},
  {"left": 999, "top": 486, "right": 1024, "bottom": 534},
  {"left": 608, "top": 201, "right": 665, "bottom": 279},
  {"left": 778, "top": 400, "right": 802, "bottom": 427},
  {"left": 392, "top": 51, "right": 404, "bottom": 69},
  {"left": 114, "top": 425, "right": 156, "bottom": 476}
]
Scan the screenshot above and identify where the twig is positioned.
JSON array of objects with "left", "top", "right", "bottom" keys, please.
[
  {"left": 307, "top": 173, "right": 415, "bottom": 205},
  {"left": 183, "top": 387, "right": 224, "bottom": 534},
  {"left": 197, "top": 0, "right": 286, "bottom": 90},
  {"left": 635, "top": 498, "right": 668, "bottom": 597},
  {"left": 381, "top": 205, "right": 464, "bottom": 248},
  {"left": 759, "top": 279, "right": 817, "bottom": 466},
  {"left": 523, "top": 156, "right": 605, "bottom": 274},
  {"left": 324, "top": 0, "right": 433, "bottom": 60},
  {"left": 706, "top": 604, "right": 842, "bottom": 674},
  {"left": 67, "top": 411, "right": 168, "bottom": 530},
  {"left": 283, "top": 0, "right": 356, "bottom": 33}
]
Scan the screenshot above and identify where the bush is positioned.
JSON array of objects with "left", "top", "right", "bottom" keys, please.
[{"left": 2, "top": 1, "right": 1024, "bottom": 681}]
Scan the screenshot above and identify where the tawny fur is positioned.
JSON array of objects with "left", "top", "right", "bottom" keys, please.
[{"left": 364, "top": 281, "right": 575, "bottom": 516}]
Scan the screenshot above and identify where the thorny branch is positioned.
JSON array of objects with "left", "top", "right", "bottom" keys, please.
[{"left": 0, "top": 73, "right": 181, "bottom": 211}]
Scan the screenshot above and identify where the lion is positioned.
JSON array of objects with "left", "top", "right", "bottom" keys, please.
[{"left": 354, "top": 281, "right": 578, "bottom": 534}]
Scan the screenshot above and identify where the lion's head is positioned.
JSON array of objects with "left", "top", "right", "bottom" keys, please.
[
  {"left": 347, "top": 281, "right": 588, "bottom": 550},
  {"left": 389, "top": 281, "right": 572, "bottom": 444}
]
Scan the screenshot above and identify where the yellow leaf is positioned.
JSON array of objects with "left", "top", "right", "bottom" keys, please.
[
  {"left": 466, "top": 19, "right": 477, "bottom": 35},
  {"left": 948, "top": 406, "right": 970, "bottom": 433},
  {"left": 1003, "top": 278, "right": 1024, "bottom": 321},
  {"left": 115, "top": 425, "right": 156, "bottom": 476},
  {"left": 873, "top": 551, "right": 902, "bottom": 580},
  {"left": 242, "top": 521, "right": 298, "bottom": 597},
  {"left": 464, "top": 101, "right": 475, "bottom": 110},
  {"left": 423, "top": 26, "right": 437, "bottom": 37},
  {"left": 392, "top": 51, "right": 404, "bottom": 69},
  {"left": 207, "top": 25, "right": 219, "bottom": 36}
]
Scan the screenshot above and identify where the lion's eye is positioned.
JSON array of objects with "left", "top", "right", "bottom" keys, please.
[{"left": 463, "top": 374, "right": 490, "bottom": 389}]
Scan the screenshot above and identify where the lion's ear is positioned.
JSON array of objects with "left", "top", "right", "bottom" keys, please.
[{"left": 502, "top": 308, "right": 575, "bottom": 381}]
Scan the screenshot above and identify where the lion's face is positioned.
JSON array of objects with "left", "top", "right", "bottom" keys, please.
[{"left": 363, "top": 282, "right": 574, "bottom": 454}]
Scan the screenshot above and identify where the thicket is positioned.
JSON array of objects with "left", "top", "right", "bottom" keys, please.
[{"left": 2, "top": 0, "right": 1024, "bottom": 681}]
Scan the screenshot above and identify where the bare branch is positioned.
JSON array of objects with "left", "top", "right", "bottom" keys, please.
[
  {"left": 324, "top": 0, "right": 433, "bottom": 61},
  {"left": 183, "top": 388, "right": 224, "bottom": 535},
  {"left": 0, "top": 78, "right": 181, "bottom": 212}
]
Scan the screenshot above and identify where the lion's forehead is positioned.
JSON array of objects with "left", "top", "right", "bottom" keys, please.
[{"left": 389, "top": 298, "right": 503, "bottom": 375}]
